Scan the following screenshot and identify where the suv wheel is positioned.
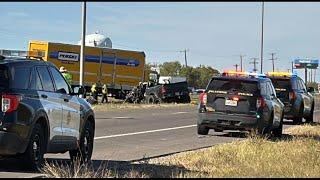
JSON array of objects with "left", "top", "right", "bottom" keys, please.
[
  {"left": 272, "top": 113, "right": 283, "bottom": 138},
  {"left": 69, "top": 121, "right": 94, "bottom": 164},
  {"left": 197, "top": 124, "right": 209, "bottom": 135},
  {"left": 22, "top": 123, "right": 45, "bottom": 171},
  {"left": 305, "top": 103, "right": 314, "bottom": 123},
  {"left": 293, "top": 104, "right": 304, "bottom": 125}
]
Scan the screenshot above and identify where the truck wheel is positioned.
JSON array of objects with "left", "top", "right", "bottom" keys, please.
[
  {"left": 154, "top": 98, "right": 161, "bottom": 104},
  {"left": 305, "top": 103, "right": 314, "bottom": 123},
  {"left": 22, "top": 123, "right": 45, "bottom": 171},
  {"left": 293, "top": 104, "right": 304, "bottom": 125},
  {"left": 146, "top": 95, "right": 155, "bottom": 104},
  {"left": 69, "top": 121, "right": 94, "bottom": 164},
  {"left": 197, "top": 124, "right": 209, "bottom": 135}
]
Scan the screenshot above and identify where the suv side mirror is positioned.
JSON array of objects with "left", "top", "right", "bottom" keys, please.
[
  {"left": 307, "top": 87, "right": 315, "bottom": 93},
  {"left": 73, "top": 86, "right": 84, "bottom": 95},
  {"left": 56, "top": 88, "right": 67, "bottom": 94}
]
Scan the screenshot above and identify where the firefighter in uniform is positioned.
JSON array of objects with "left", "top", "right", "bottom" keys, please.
[
  {"left": 101, "top": 84, "right": 108, "bottom": 103},
  {"left": 91, "top": 83, "right": 98, "bottom": 101},
  {"left": 59, "top": 66, "right": 73, "bottom": 85}
]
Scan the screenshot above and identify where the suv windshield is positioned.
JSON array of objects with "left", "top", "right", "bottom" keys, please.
[
  {"left": 207, "top": 78, "right": 259, "bottom": 95},
  {"left": 270, "top": 78, "right": 291, "bottom": 91}
]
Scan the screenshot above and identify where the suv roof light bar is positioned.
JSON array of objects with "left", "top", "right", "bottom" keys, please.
[
  {"left": 266, "top": 71, "right": 297, "bottom": 77},
  {"left": 0, "top": 49, "right": 45, "bottom": 61},
  {"left": 222, "top": 70, "right": 266, "bottom": 78}
]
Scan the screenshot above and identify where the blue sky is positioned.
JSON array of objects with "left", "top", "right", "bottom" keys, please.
[{"left": 0, "top": 2, "right": 319, "bottom": 82}]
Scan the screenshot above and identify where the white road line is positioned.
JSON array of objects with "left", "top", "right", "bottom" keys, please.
[
  {"left": 113, "top": 117, "right": 133, "bottom": 119},
  {"left": 171, "top": 112, "right": 188, "bottom": 115},
  {"left": 94, "top": 124, "right": 197, "bottom": 140}
]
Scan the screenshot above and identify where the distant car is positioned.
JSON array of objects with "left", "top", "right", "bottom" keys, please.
[
  {"left": 0, "top": 56, "right": 95, "bottom": 170},
  {"left": 266, "top": 72, "right": 315, "bottom": 124},
  {"left": 198, "top": 71, "right": 284, "bottom": 137}
]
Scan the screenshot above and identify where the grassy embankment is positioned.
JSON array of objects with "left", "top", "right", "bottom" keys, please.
[{"left": 41, "top": 124, "right": 320, "bottom": 178}]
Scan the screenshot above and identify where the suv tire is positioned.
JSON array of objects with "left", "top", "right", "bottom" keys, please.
[
  {"left": 69, "top": 121, "right": 94, "bottom": 164},
  {"left": 305, "top": 103, "right": 314, "bottom": 123},
  {"left": 22, "top": 123, "right": 45, "bottom": 171},
  {"left": 293, "top": 104, "right": 304, "bottom": 125},
  {"left": 197, "top": 124, "right": 209, "bottom": 135}
]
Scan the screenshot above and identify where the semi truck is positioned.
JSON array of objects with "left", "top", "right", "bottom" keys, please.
[{"left": 28, "top": 40, "right": 146, "bottom": 99}]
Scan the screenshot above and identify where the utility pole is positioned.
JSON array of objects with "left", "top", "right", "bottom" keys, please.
[
  {"left": 260, "top": 1, "right": 265, "bottom": 74},
  {"left": 234, "top": 64, "right": 239, "bottom": 72},
  {"left": 240, "top": 54, "right": 245, "bottom": 71},
  {"left": 79, "top": 1, "right": 86, "bottom": 98},
  {"left": 291, "top": 61, "right": 294, "bottom": 73},
  {"left": 269, "top": 53, "right": 277, "bottom": 72},
  {"left": 250, "top": 58, "right": 259, "bottom": 73},
  {"left": 180, "top": 49, "right": 189, "bottom": 67}
]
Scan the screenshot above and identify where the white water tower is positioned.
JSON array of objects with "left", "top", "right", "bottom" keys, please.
[{"left": 78, "top": 31, "right": 112, "bottom": 48}]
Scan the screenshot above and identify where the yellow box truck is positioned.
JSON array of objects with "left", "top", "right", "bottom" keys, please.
[{"left": 28, "top": 40, "right": 146, "bottom": 98}]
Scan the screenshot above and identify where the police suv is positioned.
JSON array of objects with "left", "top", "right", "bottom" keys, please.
[
  {"left": 198, "top": 71, "right": 284, "bottom": 137},
  {"left": 0, "top": 55, "right": 95, "bottom": 170},
  {"left": 266, "top": 72, "right": 315, "bottom": 124}
]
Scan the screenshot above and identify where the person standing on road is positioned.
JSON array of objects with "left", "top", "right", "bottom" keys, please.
[
  {"left": 91, "top": 83, "right": 98, "bottom": 101},
  {"left": 60, "top": 66, "right": 73, "bottom": 86},
  {"left": 101, "top": 84, "right": 108, "bottom": 103}
]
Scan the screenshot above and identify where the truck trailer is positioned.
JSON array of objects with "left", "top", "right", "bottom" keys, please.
[{"left": 28, "top": 40, "right": 146, "bottom": 98}]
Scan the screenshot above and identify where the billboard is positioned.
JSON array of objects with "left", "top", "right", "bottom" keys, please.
[{"left": 294, "top": 59, "right": 319, "bottom": 69}]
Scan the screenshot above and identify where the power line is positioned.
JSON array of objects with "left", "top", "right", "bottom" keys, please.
[
  {"left": 239, "top": 54, "right": 246, "bottom": 71},
  {"left": 179, "top": 49, "right": 189, "bottom": 67},
  {"left": 249, "top": 57, "right": 259, "bottom": 73},
  {"left": 269, "top": 53, "right": 277, "bottom": 72},
  {"left": 234, "top": 64, "right": 239, "bottom": 72}
]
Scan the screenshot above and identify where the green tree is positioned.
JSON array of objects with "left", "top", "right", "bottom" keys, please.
[{"left": 159, "top": 61, "right": 182, "bottom": 76}]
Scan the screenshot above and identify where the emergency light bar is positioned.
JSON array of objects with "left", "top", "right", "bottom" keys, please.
[
  {"left": 0, "top": 49, "right": 45, "bottom": 60},
  {"left": 222, "top": 70, "right": 266, "bottom": 78},
  {"left": 266, "top": 72, "right": 296, "bottom": 77}
]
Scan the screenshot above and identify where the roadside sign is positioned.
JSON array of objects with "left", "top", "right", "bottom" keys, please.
[{"left": 294, "top": 59, "right": 319, "bottom": 69}]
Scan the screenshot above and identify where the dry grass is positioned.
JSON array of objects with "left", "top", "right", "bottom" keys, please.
[
  {"left": 147, "top": 124, "right": 320, "bottom": 178},
  {"left": 40, "top": 125, "right": 320, "bottom": 178},
  {"left": 40, "top": 159, "right": 148, "bottom": 178}
]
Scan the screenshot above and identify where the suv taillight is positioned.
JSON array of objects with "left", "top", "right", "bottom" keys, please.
[
  {"left": 2, "top": 94, "right": 21, "bottom": 113},
  {"left": 256, "top": 97, "right": 266, "bottom": 109},
  {"left": 199, "top": 92, "right": 207, "bottom": 105},
  {"left": 289, "top": 92, "right": 296, "bottom": 101}
]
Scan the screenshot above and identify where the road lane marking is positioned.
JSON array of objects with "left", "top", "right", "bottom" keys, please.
[
  {"left": 171, "top": 112, "right": 188, "bottom": 115},
  {"left": 113, "top": 117, "right": 134, "bottom": 119},
  {"left": 94, "top": 124, "right": 197, "bottom": 140}
]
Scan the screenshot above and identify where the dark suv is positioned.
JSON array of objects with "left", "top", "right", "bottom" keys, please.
[
  {"left": 198, "top": 71, "right": 284, "bottom": 137},
  {"left": 0, "top": 56, "right": 95, "bottom": 170},
  {"left": 266, "top": 72, "right": 314, "bottom": 124}
]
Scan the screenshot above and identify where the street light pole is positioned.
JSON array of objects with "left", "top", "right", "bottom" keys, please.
[
  {"left": 80, "top": 1, "right": 86, "bottom": 98},
  {"left": 260, "top": 1, "right": 265, "bottom": 74}
]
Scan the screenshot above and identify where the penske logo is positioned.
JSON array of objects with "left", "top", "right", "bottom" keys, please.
[{"left": 58, "top": 52, "right": 79, "bottom": 61}]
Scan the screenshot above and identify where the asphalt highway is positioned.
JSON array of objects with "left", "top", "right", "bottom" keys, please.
[{"left": 0, "top": 102, "right": 319, "bottom": 178}]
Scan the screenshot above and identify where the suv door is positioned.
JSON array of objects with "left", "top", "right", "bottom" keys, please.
[
  {"left": 266, "top": 81, "right": 282, "bottom": 126},
  {"left": 35, "top": 66, "right": 63, "bottom": 141},
  {"left": 298, "top": 78, "right": 312, "bottom": 112},
  {"left": 48, "top": 66, "right": 81, "bottom": 142}
]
